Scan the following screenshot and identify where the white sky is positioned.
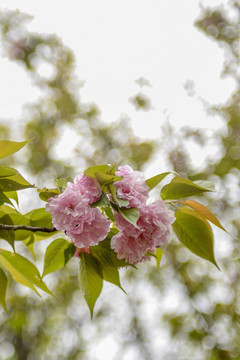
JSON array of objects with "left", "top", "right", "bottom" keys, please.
[{"left": 0, "top": 0, "right": 235, "bottom": 173}]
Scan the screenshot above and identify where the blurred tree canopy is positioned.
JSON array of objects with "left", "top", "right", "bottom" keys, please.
[
  {"left": 0, "top": 9, "right": 156, "bottom": 181},
  {"left": 0, "top": 2, "right": 239, "bottom": 360}
]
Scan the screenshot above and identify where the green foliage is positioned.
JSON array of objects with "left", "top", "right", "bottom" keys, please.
[
  {"left": 0, "top": 153, "right": 224, "bottom": 315},
  {"left": 0, "top": 140, "right": 29, "bottom": 160},
  {"left": 90, "top": 244, "right": 125, "bottom": 291},
  {"left": 42, "top": 238, "right": 76, "bottom": 277},
  {"left": 179, "top": 200, "right": 226, "bottom": 231},
  {"left": 79, "top": 252, "right": 103, "bottom": 318},
  {"left": 84, "top": 164, "right": 123, "bottom": 186},
  {"left": 154, "top": 248, "right": 164, "bottom": 268},
  {"left": 0, "top": 192, "right": 15, "bottom": 207},
  {"left": 161, "top": 176, "right": 214, "bottom": 200},
  {"left": 0, "top": 267, "right": 7, "bottom": 312},
  {"left": 119, "top": 207, "right": 140, "bottom": 228},
  {"left": 4, "top": 191, "right": 18, "bottom": 205},
  {"left": 0, "top": 250, "right": 52, "bottom": 296},
  {"left": 0, "top": 166, "right": 33, "bottom": 192},
  {"left": 145, "top": 172, "right": 171, "bottom": 190},
  {"left": 173, "top": 207, "right": 218, "bottom": 268},
  {"left": 38, "top": 187, "right": 60, "bottom": 201},
  {"left": 109, "top": 183, "right": 130, "bottom": 208},
  {"left": 94, "top": 172, "right": 123, "bottom": 186}
]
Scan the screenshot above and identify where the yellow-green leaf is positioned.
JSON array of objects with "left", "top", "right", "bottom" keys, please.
[
  {"left": 0, "top": 250, "right": 53, "bottom": 296},
  {"left": 79, "top": 252, "right": 103, "bottom": 318},
  {"left": 161, "top": 176, "right": 214, "bottom": 200},
  {"left": 0, "top": 168, "right": 33, "bottom": 192},
  {"left": 109, "top": 184, "right": 129, "bottom": 208},
  {"left": 119, "top": 207, "right": 140, "bottom": 228},
  {"left": 154, "top": 248, "right": 164, "bottom": 268},
  {"left": 84, "top": 165, "right": 111, "bottom": 178},
  {"left": 145, "top": 172, "right": 171, "bottom": 190},
  {"left": 172, "top": 207, "right": 219, "bottom": 268},
  {"left": 94, "top": 171, "right": 123, "bottom": 186},
  {"left": 3, "top": 191, "right": 18, "bottom": 206},
  {"left": 42, "top": 238, "right": 75, "bottom": 277},
  {"left": 90, "top": 245, "right": 125, "bottom": 292},
  {"left": 0, "top": 267, "right": 8, "bottom": 312},
  {"left": 180, "top": 200, "right": 226, "bottom": 231},
  {"left": 37, "top": 188, "right": 60, "bottom": 202},
  {"left": 0, "top": 192, "right": 14, "bottom": 207},
  {"left": 0, "top": 167, "right": 17, "bottom": 178},
  {"left": 0, "top": 140, "right": 29, "bottom": 160}
]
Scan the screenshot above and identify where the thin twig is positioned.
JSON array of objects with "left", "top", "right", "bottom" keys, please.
[{"left": 0, "top": 224, "right": 58, "bottom": 233}]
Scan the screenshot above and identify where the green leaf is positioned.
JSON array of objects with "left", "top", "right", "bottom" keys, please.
[
  {"left": 0, "top": 208, "right": 32, "bottom": 242},
  {"left": 3, "top": 191, "right": 18, "bottom": 206},
  {"left": 145, "top": 172, "right": 171, "bottom": 190},
  {"left": 84, "top": 165, "right": 111, "bottom": 178},
  {"left": 115, "top": 198, "right": 130, "bottom": 207},
  {"left": 109, "top": 184, "right": 129, "bottom": 208},
  {"left": 0, "top": 250, "right": 53, "bottom": 295},
  {"left": 38, "top": 188, "right": 60, "bottom": 202},
  {"left": 0, "top": 167, "right": 17, "bottom": 178},
  {"left": 23, "top": 234, "right": 35, "bottom": 259},
  {"left": 0, "top": 168, "right": 33, "bottom": 192},
  {"left": 0, "top": 140, "right": 29, "bottom": 160},
  {"left": 55, "top": 178, "right": 67, "bottom": 193},
  {"left": 0, "top": 214, "right": 15, "bottom": 249},
  {"left": 0, "top": 192, "right": 14, "bottom": 207},
  {"left": 161, "top": 176, "right": 214, "bottom": 200},
  {"left": 172, "top": 207, "right": 218, "bottom": 268},
  {"left": 0, "top": 267, "right": 8, "bottom": 312},
  {"left": 119, "top": 207, "right": 140, "bottom": 228},
  {"left": 25, "top": 208, "right": 53, "bottom": 228},
  {"left": 90, "top": 245, "right": 125, "bottom": 292},
  {"left": 179, "top": 200, "right": 226, "bottom": 231},
  {"left": 42, "top": 238, "right": 76, "bottom": 277},
  {"left": 94, "top": 172, "right": 123, "bottom": 186},
  {"left": 110, "top": 163, "right": 117, "bottom": 175},
  {"left": 91, "top": 191, "right": 110, "bottom": 208},
  {"left": 79, "top": 252, "right": 103, "bottom": 318},
  {"left": 194, "top": 180, "right": 215, "bottom": 191},
  {"left": 104, "top": 206, "right": 114, "bottom": 222},
  {"left": 154, "top": 248, "right": 164, "bottom": 268},
  {"left": 96, "top": 232, "right": 131, "bottom": 268}
]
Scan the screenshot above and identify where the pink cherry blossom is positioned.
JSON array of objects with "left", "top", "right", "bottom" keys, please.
[
  {"left": 46, "top": 187, "right": 89, "bottom": 232},
  {"left": 111, "top": 200, "right": 175, "bottom": 264},
  {"left": 68, "top": 174, "right": 102, "bottom": 204},
  {"left": 46, "top": 180, "right": 110, "bottom": 248},
  {"left": 66, "top": 207, "right": 111, "bottom": 248},
  {"left": 114, "top": 165, "right": 149, "bottom": 207}
]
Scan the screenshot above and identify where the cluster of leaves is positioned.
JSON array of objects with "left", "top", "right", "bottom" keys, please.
[{"left": 0, "top": 140, "right": 227, "bottom": 317}]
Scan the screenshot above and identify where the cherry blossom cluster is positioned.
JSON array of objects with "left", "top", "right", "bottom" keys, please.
[
  {"left": 45, "top": 175, "right": 110, "bottom": 248},
  {"left": 46, "top": 165, "right": 175, "bottom": 264}
]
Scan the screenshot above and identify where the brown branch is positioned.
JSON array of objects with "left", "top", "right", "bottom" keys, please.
[{"left": 0, "top": 224, "right": 58, "bottom": 233}]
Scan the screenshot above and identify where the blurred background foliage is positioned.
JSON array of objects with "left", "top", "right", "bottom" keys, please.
[{"left": 0, "top": 2, "right": 240, "bottom": 360}]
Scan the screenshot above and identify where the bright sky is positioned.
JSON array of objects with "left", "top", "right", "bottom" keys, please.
[{"left": 0, "top": 0, "right": 235, "bottom": 172}]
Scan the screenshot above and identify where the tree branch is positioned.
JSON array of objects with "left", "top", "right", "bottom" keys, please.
[{"left": 0, "top": 224, "right": 58, "bottom": 233}]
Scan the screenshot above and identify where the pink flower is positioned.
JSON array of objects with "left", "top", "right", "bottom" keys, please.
[
  {"left": 46, "top": 179, "right": 110, "bottom": 248},
  {"left": 114, "top": 165, "right": 149, "bottom": 207},
  {"left": 68, "top": 174, "right": 102, "bottom": 204},
  {"left": 46, "top": 187, "right": 89, "bottom": 232},
  {"left": 111, "top": 200, "right": 175, "bottom": 264},
  {"left": 66, "top": 207, "right": 110, "bottom": 248}
]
